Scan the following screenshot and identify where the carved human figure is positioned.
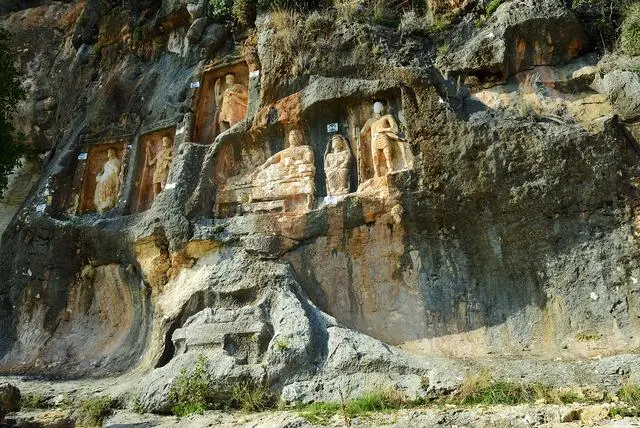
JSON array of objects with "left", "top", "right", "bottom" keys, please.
[
  {"left": 324, "top": 134, "right": 353, "bottom": 196},
  {"left": 94, "top": 148, "right": 121, "bottom": 213},
  {"left": 216, "top": 73, "right": 248, "bottom": 133},
  {"left": 360, "top": 101, "right": 409, "bottom": 177},
  {"left": 146, "top": 136, "right": 174, "bottom": 196},
  {"left": 251, "top": 129, "right": 315, "bottom": 211}
]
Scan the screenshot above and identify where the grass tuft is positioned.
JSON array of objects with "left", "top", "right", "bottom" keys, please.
[{"left": 81, "top": 395, "right": 116, "bottom": 426}]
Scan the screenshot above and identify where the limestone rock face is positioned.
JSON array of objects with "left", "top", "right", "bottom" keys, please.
[
  {"left": 592, "top": 70, "right": 640, "bottom": 121},
  {"left": 438, "top": 0, "right": 587, "bottom": 83},
  {"left": 0, "top": 0, "right": 640, "bottom": 411}
]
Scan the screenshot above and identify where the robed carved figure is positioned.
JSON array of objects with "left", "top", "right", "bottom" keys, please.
[
  {"left": 215, "top": 73, "right": 248, "bottom": 133},
  {"left": 324, "top": 134, "right": 353, "bottom": 196},
  {"left": 146, "top": 136, "right": 174, "bottom": 196},
  {"left": 94, "top": 148, "right": 121, "bottom": 213}
]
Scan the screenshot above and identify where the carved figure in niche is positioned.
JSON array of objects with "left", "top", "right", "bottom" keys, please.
[
  {"left": 324, "top": 134, "right": 353, "bottom": 196},
  {"left": 216, "top": 73, "right": 248, "bottom": 133},
  {"left": 360, "top": 101, "right": 409, "bottom": 177},
  {"left": 94, "top": 149, "right": 121, "bottom": 213},
  {"left": 250, "top": 129, "right": 316, "bottom": 211},
  {"left": 146, "top": 136, "right": 174, "bottom": 196}
]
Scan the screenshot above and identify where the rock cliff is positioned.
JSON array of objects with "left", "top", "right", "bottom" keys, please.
[{"left": 1, "top": 0, "right": 640, "bottom": 422}]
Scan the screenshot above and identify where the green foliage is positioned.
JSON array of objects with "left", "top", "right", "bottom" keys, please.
[
  {"left": 451, "top": 370, "right": 593, "bottom": 407},
  {"left": 485, "top": 0, "right": 505, "bottom": 16},
  {"left": 168, "top": 355, "right": 275, "bottom": 415},
  {"left": 571, "top": 0, "right": 635, "bottom": 49},
  {"left": 231, "top": 381, "right": 275, "bottom": 411},
  {"left": 297, "top": 389, "right": 412, "bottom": 424},
  {"left": 131, "top": 395, "right": 144, "bottom": 414},
  {"left": 621, "top": 2, "right": 640, "bottom": 55},
  {"left": 168, "top": 355, "right": 212, "bottom": 416},
  {"left": 210, "top": 0, "right": 326, "bottom": 23},
  {"left": 81, "top": 396, "right": 116, "bottom": 426},
  {"left": 0, "top": 28, "right": 27, "bottom": 197},
  {"left": 437, "top": 41, "right": 450, "bottom": 56},
  {"left": 298, "top": 402, "right": 342, "bottom": 425},
  {"left": 20, "top": 393, "right": 49, "bottom": 409},
  {"left": 274, "top": 337, "right": 290, "bottom": 351}
]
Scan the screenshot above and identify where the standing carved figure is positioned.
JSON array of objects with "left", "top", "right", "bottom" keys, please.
[
  {"left": 216, "top": 73, "right": 248, "bottom": 133},
  {"left": 360, "top": 101, "right": 409, "bottom": 177},
  {"left": 94, "top": 148, "right": 121, "bottom": 213},
  {"left": 146, "top": 136, "right": 174, "bottom": 196},
  {"left": 324, "top": 134, "right": 353, "bottom": 196}
]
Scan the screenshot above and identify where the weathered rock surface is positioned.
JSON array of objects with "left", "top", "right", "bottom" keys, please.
[
  {"left": 592, "top": 69, "right": 640, "bottom": 121},
  {"left": 0, "top": 383, "right": 20, "bottom": 422},
  {"left": 438, "top": 0, "right": 587, "bottom": 83},
  {"left": 0, "top": 0, "right": 639, "bottom": 418}
]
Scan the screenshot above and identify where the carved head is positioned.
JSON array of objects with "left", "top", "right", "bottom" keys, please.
[
  {"left": 225, "top": 74, "right": 235, "bottom": 85},
  {"left": 373, "top": 101, "right": 385, "bottom": 115},
  {"left": 162, "top": 136, "right": 172, "bottom": 148},
  {"left": 289, "top": 129, "right": 304, "bottom": 147},
  {"left": 107, "top": 148, "right": 116, "bottom": 159},
  {"left": 331, "top": 134, "right": 347, "bottom": 152}
]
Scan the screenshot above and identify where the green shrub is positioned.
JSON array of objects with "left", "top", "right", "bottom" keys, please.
[
  {"left": 485, "top": 0, "right": 505, "bottom": 16},
  {"left": 168, "top": 355, "right": 212, "bottom": 416},
  {"left": 231, "top": 381, "right": 275, "bottom": 411},
  {"left": 621, "top": 2, "right": 640, "bottom": 56},
  {"left": 81, "top": 396, "right": 116, "bottom": 426},
  {"left": 20, "top": 393, "right": 49, "bottom": 409}
]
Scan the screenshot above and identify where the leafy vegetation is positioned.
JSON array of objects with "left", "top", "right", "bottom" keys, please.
[
  {"left": 20, "top": 393, "right": 49, "bottom": 409},
  {"left": 0, "top": 28, "right": 27, "bottom": 197},
  {"left": 297, "top": 389, "right": 415, "bottom": 425},
  {"left": 571, "top": 0, "right": 635, "bottom": 50},
  {"left": 81, "top": 396, "right": 116, "bottom": 426},
  {"left": 168, "top": 355, "right": 213, "bottom": 416},
  {"left": 621, "top": 2, "right": 640, "bottom": 55},
  {"left": 485, "top": 0, "right": 505, "bottom": 17},
  {"left": 168, "top": 355, "right": 275, "bottom": 416}
]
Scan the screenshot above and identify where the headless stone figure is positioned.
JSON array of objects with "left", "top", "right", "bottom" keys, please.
[
  {"left": 146, "top": 136, "right": 173, "bottom": 196},
  {"left": 360, "top": 101, "right": 409, "bottom": 177}
]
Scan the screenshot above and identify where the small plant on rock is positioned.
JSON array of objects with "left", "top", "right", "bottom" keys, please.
[
  {"left": 168, "top": 355, "right": 212, "bottom": 416},
  {"left": 621, "top": 2, "right": 640, "bottom": 56},
  {"left": 81, "top": 395, "right": 116, "bottom": 426},
  {"left": 231, "top": 381, "right": 276, "bottom": 411},
  {"left": 20, "top": 393, "right": 49, "bottom": 409}
]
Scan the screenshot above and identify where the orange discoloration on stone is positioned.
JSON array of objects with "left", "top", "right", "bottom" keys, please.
[{"left": 252, "top": 92, "right": 303, "bottom": 134}]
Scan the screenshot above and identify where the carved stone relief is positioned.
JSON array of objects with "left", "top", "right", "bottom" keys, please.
[
  {"left": 324, "top": 134, "right": 353, "bottom": 197},
  {"left": 214, "top": 129, "right": 316, "bottom": 216},
  {"left": 131, "top": 128, "right": 176, "bottom": 214},
  {"left": 193, "top": 63, "right": 249, "bottom": 145},
  {"left": 76, "top": 141, "right": 127, "bottom": 214}
]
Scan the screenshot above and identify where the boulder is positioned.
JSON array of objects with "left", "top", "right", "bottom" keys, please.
[
  {"left": 592, "top": 70, "right": 640, "bottom": 121},
  {"left": 0, "top": 383, "right": 20, "bottom": 422}
]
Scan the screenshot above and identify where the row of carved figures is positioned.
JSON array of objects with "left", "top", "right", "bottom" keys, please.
[
  {"left": 90, "top": 95, "right": 407, "bottom": 216},
  {"left": 242, "top": 102, "right": 410, "bottom": 214},
  {"left": 91, "top": 72, "right": 247, "bottom": 214},
  {"left": 92, "top": 136, "right": 173, "bottom": 214}
]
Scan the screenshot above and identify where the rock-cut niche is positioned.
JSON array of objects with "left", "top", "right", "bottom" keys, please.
[
  {"left": 130, "top": 127, "right": 176, "bottom": 214},
  {"left": 67, "top": 139, "right": 129, "bottom": 215},
  {"left": 192, "top": 62, "right": 250, "bottom": 145}
]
